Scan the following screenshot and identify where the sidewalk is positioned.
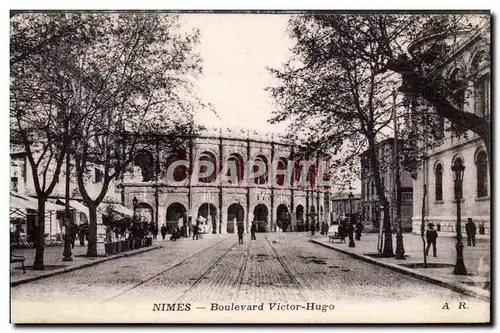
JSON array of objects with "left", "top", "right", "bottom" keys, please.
[
  {"left": 10, "top": 241, "right": 161, "bottom": 286},
  {"left": 308, "top": 232, "right": 490, "bottom": 301}
]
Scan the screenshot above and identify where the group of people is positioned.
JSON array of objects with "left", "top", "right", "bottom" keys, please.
[
  {"left": 424, "top": 217, "right": 478, "bottom": 257},
  {"left": 237, "top": 221, "right": 257, "bottom": 244}
]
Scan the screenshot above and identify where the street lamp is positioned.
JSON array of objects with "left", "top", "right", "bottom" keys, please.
[
  {"left": 348, "top": 192, "right": 355, "bottom": 248},
  {"left": 452, "top": 159, "right": 467, "bottom": 275}
]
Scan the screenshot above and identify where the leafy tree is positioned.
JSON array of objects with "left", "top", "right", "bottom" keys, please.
[
  {"left": 10, "top": 13, "right": 99, "bottom": 269},
  {"left": 269, "top": 14, "right": 404, "bottom": 256},
  {"left": 62, "top": 13, "right": 204, "bottom": 256},
  {"left": 269, "top": 13, "right": 489, "bottom": 257}
]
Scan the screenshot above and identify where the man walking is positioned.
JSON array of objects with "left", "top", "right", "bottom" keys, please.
[
  {"left": 425, "top": 223, "right": 438, "bottom": 257},
  {"left": 465, "top": 218, "right": 477, "bottom": 247},
  {"left": 237, "top": 223, "right": 244, "bottom": 245},
  {"left": 160, "top": 224, "right": 167, "bottom": 241},
  {"left": 251, "top": 222, "right": 257, "bottom": 240}
]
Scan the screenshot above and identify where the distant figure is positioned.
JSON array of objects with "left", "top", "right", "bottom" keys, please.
[
  {"left": 465, "top": 218, "right": 477, "bottom": 247},
  {"left": 251, "top": 222, "right": 257, "bottom": 240},
  {"left": 237, "top": 223, "right": 244, "bottom": 244},
  {"left": 160, "top": 224, "right": 167, "bottom": 240},
  {"left": 425, "top": 223, "right": 438, "bottom": 257},
  {"left": 347, "top": 223, "right": 355, "bottom": 248},
  {"left": 355, "top": 221, "right": 364, "bottom": 240},
  {"left": 192, "top": 221, "right": 200, "bottom": 240}
]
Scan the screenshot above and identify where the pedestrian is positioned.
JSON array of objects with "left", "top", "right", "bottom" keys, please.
[
  {"left": 355, "top": 221, "right": 364, "bottom": 240},
  {"left": 425, "top": 223, "right": 438, "bottom": 257},
  {"left": 237, "top": 223, "right": 244, "bottom": 244},
  {"left": 347, "top": 222, "right": 355, "bottom": 247},
  {"left": 160, "top": 223, "right": 167, "bottom": 240},
  {"left": 465, "top": 218, "right": 477, "bottom": 247},
  {"left": 193, "top": 220, "right": 200, "bottom": 240},
  {"left": 251, "top": 222, "right": 257, "bottom": 240}
]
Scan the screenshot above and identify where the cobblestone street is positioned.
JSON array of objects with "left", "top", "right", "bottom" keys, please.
[{"left": 11, "top": 233, "right": 488, "bottom": 306}]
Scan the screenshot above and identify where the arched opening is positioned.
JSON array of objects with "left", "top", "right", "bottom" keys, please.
[
  {"left": 134, "top": 150, "right": 154, "bottom": 182},
  {"left": 198, "top": 151, "right": 217, "bottom": 183},
  {"left": 471, "top": 50, "right": 490, "bottom": 118},
  {"left": 435, "top": 163, "right": 443, "bottom": 201},
  {"left": 295, "top": 205, "right": 304, "bottom": 231},
  {"left": 476, "top": 150, "right": 488, "bottom": 198},
  {"left": 197, "top": 203, "right": 218, "bottom": 234},
  {"left": 166, "top": 203, "right": 186, "bottom": 234},
  {"left": 165, "top": 150, "right": 188, "bottom": 182},
  {"left": 227, "top": 153, "right": 244, "bottom": 184},
  {"left": 276, "top": 157, "right": 288, "bottom": 186},
  {"left": 276, "top": 204, "right": 290, "bottom": 231},
  {"left": 253, "top": 204, "right": 269, "bottom": 232},
  {"left": 227, "top": 203, "right": 244, "bottom": 233},
  {"left": 253, "top": 155, "right": 269, "bottom": 185}
]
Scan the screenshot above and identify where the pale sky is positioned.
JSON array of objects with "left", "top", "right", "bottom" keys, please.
[{"left": 181, "top": 14, "right": 294, "bottom": 134}]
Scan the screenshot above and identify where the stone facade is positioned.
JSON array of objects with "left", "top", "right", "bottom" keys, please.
[
  {"left": 410, "top": 24, "right": 490, "bottom": 236},
  {"left": 122, "top": 128, "right": 330, "bottom": 234}
]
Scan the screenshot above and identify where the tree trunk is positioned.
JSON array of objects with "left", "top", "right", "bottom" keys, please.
[
  {"left": 33, "top": 197, "right": 46, "bottom": 270},
  {"left": 86, "top": 204, "right": 98, "bottom": 257},
  {"left": 367, "top": 136, "right": 394, "bottom": 258}
]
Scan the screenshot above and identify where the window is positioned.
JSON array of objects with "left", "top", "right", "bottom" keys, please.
[
  {"left": 475, "top": 74, "right": 490, "bottom": 118},
  {"left": 435, "top": 163, "right": 443, "bottom": 201},
  {"left": 199, "top": 151, "right": 217, "bottom": 183},
  {"left": 371, "top": 181, "right": 375, "bottom": 198},
  {"left": 476, "top": 151, "right": 488, "bottom": 198}
]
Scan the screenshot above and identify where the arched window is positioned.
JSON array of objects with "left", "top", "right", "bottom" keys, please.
[
  {"left": 276, "top": 157, "right": 288, "bottom": 186},
  {"left": 435, "top": 163, "right": 443, "bottom": 201},
  {"left": 165, "top": 150, "right": 188, "bottom": 182},
  {"left": 471, "top": 51, "right": 490, "bottom": 118},
  {"left": 227, "top": 153, "right": 244, "bottom": 184},
  {"left": 253, "top": 155, "right": 268, "bottom": 185},
  {"left": 199, "top": 151, "right": 217, "bottom": 183},
  {"left": 476, "top": 151, "right": 488, "bottom": 198}
]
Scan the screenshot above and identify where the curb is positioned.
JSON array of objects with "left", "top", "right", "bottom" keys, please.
[
  {"left": 309, "top": 239, "right": 490, "bottom": 302},
  {"left": 10, "top": 245, "right": 162, "bottom": 287}
]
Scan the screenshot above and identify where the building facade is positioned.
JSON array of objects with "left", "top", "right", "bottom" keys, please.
[
  {"left": 360, "top": 138, "right": 414, "bottom": 231},
  {"left": 330, "top": 193, "right": 362, "bottom": 224},
  {"left": 410, "top": 24, "right": 491, "bottom": 236},
  {"left": 11, "top": 128, "right": 332, "bottom": 238},
  {"left": 122, "top": 127, "right": 330, "bottom": 234}
]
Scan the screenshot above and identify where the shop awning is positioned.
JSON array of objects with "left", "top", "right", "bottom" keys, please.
[
  {"left": 98, "top": 203, "right": 134, "bottom": 218},
  {"left": 55, "top": 199, "right": 89, "bottom": 217},
  {"left": 11, "top": 192, "right": 62, "bottom": 212}
]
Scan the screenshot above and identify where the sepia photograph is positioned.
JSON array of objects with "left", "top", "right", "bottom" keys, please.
[{"left": 9, "top": 9, "right": 491, "bottom": 324}]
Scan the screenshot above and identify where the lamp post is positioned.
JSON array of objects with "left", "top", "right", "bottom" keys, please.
[
  {"left": 452, "top": 159, "right": 467, "bottom": 275},
  {"left": 348, "top": 192, "right": 355, "bottom": 248}
]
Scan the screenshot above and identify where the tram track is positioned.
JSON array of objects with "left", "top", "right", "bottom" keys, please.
[
  {"left": 264, "top": 235, "right": 310, "bottom": 303},
  {"left": 107, "top": 236, "right": 234, "bottom": 301},
  {"left": 175, "top": 239, "right": 240, "bottom": 303}
]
